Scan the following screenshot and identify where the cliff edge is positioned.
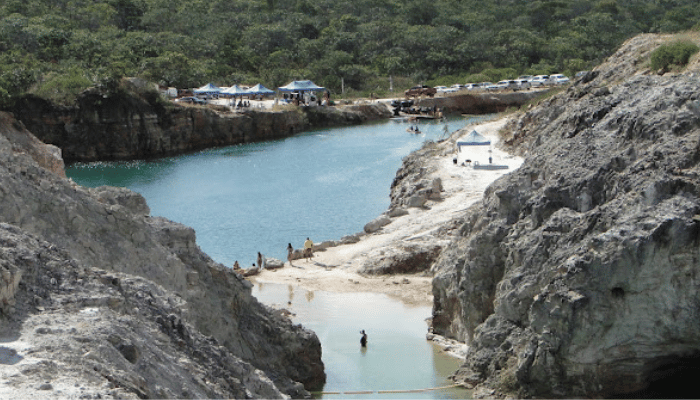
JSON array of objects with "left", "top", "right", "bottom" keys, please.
[
  {"left": 12, "top": 83, "right": 391, "bottom": 163},
  {"left": 431, "top": 33, "right": 700, "bottom": 398},
  {"left": 0, "top": 113, "right": 325, "bottom": 398}
]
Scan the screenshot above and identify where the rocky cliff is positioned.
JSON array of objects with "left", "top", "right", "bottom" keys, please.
[
  {"left": 0, "top": 112, "right": 325, "bottom": 398},
  {"left": 12, "top": 84, "right": 391, "bottom": 163},
  {"left": 429, "top": 33, "right": 700, "bottom": 398},
  {"left": 415, "top": 90, "right": 545, "bottom": 115}
]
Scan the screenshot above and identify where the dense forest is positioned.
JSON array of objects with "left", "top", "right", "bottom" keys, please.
[{"left": 0, "top": 0, "right": 698, "bottom": 106}]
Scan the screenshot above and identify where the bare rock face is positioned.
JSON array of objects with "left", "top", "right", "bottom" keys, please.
[
  {"left": 0, "top": 112, "right": 325, "bottom": 397},
  {"left": 359, "top": 243, "right": 443, "bottom": 275},
  {"left": 13, "top": 91, "right": 390, "bottom": 163},
  {"left": 0, "top": 224, "right": 289, "bottom": 399},
  {"left": 432, "top": 34, "right": 700, "bottom": 398},
  {"left": 0, "top": 112, "right": 65, "bottom": 177}
]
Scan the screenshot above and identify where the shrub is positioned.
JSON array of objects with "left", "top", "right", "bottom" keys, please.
[
  {"left": 464, "top": 73, "right": 492, "bottom": 84},
  {"left": 650, "top": 40, "right": 700, "bottom": 72},
  {"left": 32, "top": 69, "right": 92, "bottom": 105}
]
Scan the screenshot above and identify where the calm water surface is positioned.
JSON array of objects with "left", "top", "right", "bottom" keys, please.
[
  {"left": 66, "top": 115, "right": 488, "bottom": 266},
  {"left": 252, "top": 282, "right": 469, "bottom": 399},
  {"left": 66, "top": 114, "right": 485, "bottom": 398}
]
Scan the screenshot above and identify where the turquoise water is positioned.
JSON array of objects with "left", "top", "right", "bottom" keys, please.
[
  {"left": 65, "top": 115, "right": 485, "bottom": 398},
  {"left": 252, "top": 282, "right": 469, "bottom": 399},
  {"left": 66, "top": 115, "right": 486, "bottom": 267}
]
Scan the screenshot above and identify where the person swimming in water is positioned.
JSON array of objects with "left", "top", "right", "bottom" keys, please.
[{"left": 360, "top": 330, "right": 367, "bottom": 347}]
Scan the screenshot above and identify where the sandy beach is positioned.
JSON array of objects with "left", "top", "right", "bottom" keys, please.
[{"left": 254, "top": 116, "right": 522, "bottom": 306}]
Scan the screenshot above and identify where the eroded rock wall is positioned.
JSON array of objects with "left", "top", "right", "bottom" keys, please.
[
  {"left": 432, "top": 34, "right": 700, "bottom": 398},
  {"left": 0, "top": 111, "right": 325, "bottom": 397},
  {"left": 13, "top": 91, "right": 390, "bottom": 163},
  {"left": 415, "top": 90, "right": 545, "bottom": 114}
]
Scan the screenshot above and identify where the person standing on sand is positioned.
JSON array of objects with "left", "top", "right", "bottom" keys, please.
[
  {"left": 360, "top": 330, "right": 367, "bottom": 347},
  {"left": 303, "top": 237, "right": 314, "bottom": 261},
  {"left": 287, "top": 243, "right": 295, "bottom": 265},
  {"left": 257, "top": 252, "right": 265, "bottom": 270}
]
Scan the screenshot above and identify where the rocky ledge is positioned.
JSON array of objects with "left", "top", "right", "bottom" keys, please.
[
  {"left": 0, "top": 112, "right": 325, "bottom": 398},
  {"left": 12, "top": 82, "right": 391, "bottom": 163},
  {"left": 430, "top": 33, "right": 700, "bottom": 398}
]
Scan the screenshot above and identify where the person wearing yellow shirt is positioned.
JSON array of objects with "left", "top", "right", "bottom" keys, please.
[{"left": 303, "top": 237, "right": 313, "bottom": 261}]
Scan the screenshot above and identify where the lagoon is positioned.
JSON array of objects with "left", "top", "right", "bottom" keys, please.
[
  {"left": 65, "top": 114, "right": 485, "bottom": 398},
  {"left": 66, "top": 115, "right": 487, "bottom": 267}
]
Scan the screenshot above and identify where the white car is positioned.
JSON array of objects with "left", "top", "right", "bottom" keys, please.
[
  {"left": 529, "top": 75, "right": 550, "bottom": 87},
  {"left": 514, "top": 79, "right": 531, "bottom": 89},
  {"left": 496, "top": 80, "right": 519, "bottom": 90},
  {"left": 550, "top": 74, "right": 570, "bottom": 85},
  {"left": 434, "top": 86, "right": 449, "bottom": 93}
]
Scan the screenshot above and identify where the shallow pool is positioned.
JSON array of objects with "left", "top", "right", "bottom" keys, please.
[{"left": 252, "top": 282, "right": 470, "bottom": 399}]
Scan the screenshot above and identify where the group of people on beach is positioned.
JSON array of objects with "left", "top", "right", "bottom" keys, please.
[
  {"left": 232, "top": 236, "right": 315, "bottom": 272},
  {"left": 233, "top": 238, "right": 370, "bottom": 349}
]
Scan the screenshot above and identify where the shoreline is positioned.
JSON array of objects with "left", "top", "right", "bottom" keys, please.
[{"left": 254, "top": 116, "right": 522, "bottom": 307}]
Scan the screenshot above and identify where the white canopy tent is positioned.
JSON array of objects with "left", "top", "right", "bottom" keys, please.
[{"left": 457, "top": 130, "right": 491, "bottom": 151}]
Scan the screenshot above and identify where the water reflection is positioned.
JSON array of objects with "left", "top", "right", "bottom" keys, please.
[{"left": 251, "top": 282, "right": 470, "bottom": 399}]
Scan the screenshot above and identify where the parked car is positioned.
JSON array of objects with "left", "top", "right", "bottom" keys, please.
[
  {"left": 550, "top": 74, "right": 570, "bottom": 85},
  {"left": 405, "top": 85, "right": 437, "bottom": 98},
  {"left": 175, "top": 96, "right": 206, "bottom": 104},
  {"left": 529, "top": 75, "right": 550, "bottom": 87},
  {"left": 464, "top": 83, "right": 479, "bottom": 90},
  {"left": 434, "top": 85, "right": 457, "bottom": 93},
  {"left": 518, "top": 75, "right": 533, "bottom": 81},
  {"left": 494, "top": 80, "right": 519, "bottom": 90},
  {"left": 514, "top": 79, "right": 531, "bottom": 90},
  {"left": 450, "top": 84, "right": 464, "bottom": 91}
]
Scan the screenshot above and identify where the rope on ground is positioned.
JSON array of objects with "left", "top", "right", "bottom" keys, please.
[{"left": 313, "top": 383, "right": 468, "bottom": 395}]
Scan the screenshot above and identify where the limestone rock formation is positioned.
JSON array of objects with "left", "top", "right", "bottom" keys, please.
[
  {"left": 414, "top": 90, "right": 545, "bottom": 115},
  {"left": 0, "top": 111, "right": 325, "bottom": 397},
  {"left": 432, "top": 34, "right": 700, "bottom": 398},
  {"left": 13, "top": 90, "right": 390, "bottom": 163}
]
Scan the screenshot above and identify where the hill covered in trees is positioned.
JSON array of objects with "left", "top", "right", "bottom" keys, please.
[{"left": 1, "top": 0, "right": 698, "bottom": 106}]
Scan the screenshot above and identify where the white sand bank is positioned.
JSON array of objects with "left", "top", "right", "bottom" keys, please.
[{"left": 254, "top": 116, "right": 521, "bottom": 306}]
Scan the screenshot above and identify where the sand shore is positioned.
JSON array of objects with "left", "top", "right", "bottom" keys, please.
[{"left": 253, "top": 116, "right": 522, "bottom": 306}]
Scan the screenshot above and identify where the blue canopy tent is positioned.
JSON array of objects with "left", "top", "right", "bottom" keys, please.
[
  {"left": 247, "top": 83, "right": 275, "bottom": 96},
  {"left": 278, "top": 80, "right": 325, "bottom": 92},
  {"left": 457, "top": 130, "right": 491, "bottom": 151},
  {"left": 221, "top": 84, "right": 248, "bottom": 97},
  {"left": 193, "top": 83, "right": 221, "bottom": 97}
]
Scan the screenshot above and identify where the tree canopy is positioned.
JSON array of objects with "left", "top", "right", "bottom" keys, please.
[{"left": 1, "top": 0, "right": 698, "bottom": 106}]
